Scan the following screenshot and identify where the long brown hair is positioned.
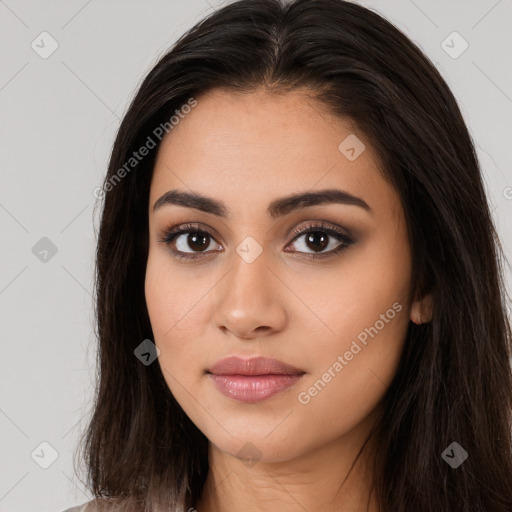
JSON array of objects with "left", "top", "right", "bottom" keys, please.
[{"left": 75, "top": 1, "right": 512, "bottom": 510}]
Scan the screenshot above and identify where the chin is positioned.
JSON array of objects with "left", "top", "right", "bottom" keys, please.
[{"left": 201, "top": 418, "right": 312, "bottom": 464}]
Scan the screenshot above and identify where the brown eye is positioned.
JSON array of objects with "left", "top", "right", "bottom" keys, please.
[
  {"left": 286, "top": 222, "right": 355, "bottom": 258},
  {"left": 183, "top": 232, "right": 211, "bottom": 252},
  {"left": 158, "top": 223, "right": 222, "bottom": 261},
  {"left": 303, "top": 231, "right": 329, "bottom": 252}
]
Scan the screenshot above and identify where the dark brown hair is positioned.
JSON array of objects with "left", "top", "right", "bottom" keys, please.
[{"left": 75, "top": 0, "right": 512, "bottom": 510}]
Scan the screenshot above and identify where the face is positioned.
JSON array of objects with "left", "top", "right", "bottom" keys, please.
[{"left": 145, "top": 88, "right": 419, "bottom": 463}]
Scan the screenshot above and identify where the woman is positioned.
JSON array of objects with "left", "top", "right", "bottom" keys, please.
[{"left": 67, "top": 0, "right": 512, "bottom": 510}]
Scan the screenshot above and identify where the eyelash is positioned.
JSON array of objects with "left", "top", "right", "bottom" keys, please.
[{"left": 157, "top": 221, "right": 355, "bottom": 262}]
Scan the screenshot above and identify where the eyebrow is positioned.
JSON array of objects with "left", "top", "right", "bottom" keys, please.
[{"left": 152, "top": 188, "right": 372, "bottom": 218}]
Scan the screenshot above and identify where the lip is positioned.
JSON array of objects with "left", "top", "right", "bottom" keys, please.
[
  {"left": 209, "top": 356, "right": 304, "bottom": 376},
  {"left": 207, "top": 356, "right": 305, "bottom": 403}
]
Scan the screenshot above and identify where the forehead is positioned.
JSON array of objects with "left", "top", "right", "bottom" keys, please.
[{"left": 149, "top": 88, "right": 398, "bottom": 221}]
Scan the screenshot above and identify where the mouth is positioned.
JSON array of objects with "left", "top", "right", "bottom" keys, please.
[{"left": 207, "top": 356, "right": 305, "bottom": 403}]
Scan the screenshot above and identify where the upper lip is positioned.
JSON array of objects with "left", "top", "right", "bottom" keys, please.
[{"left": 208, "top": 356, "right": 305, "bottom": 376}]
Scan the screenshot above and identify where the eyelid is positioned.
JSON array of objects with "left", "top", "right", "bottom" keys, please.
[
  {"left": 289, "top": 221, "right": 353, "bottom": 242},
  {"left": 157, "top": 222, "right": 222, "bottom": 245}
]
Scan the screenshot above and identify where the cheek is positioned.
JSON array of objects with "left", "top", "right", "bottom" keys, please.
[
  {"left": 293, "top": 282, "right": 409, "bottom": 445},
  {"left": 294, "top": 308, "right": 408, "bottom": 446},
  {"left": 144, "top": 253, "right": 211, "bottom": 377}
]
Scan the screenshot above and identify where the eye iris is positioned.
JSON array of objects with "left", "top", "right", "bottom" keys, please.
[
  {"left": 188, "top": 232, "right": 209, "bottom": 252},
  {"left": 306, "top": 231, "right": 328, "bottom": 252}
]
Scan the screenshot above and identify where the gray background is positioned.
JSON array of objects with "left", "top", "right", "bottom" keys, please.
[{"left": 0, "top": 0, "right": 511, "bottom": 510}]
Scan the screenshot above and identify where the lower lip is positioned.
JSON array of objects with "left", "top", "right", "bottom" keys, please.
[{"left": 208, "top": 374, "right": 303, "bottom": 403}]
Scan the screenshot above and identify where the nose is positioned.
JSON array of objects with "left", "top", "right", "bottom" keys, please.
[{"left": 210, "top": 249, "right": 287, "bottom": 340}]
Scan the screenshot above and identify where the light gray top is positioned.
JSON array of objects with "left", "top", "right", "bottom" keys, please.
[{"left": 61, "top": 502, "right": 94, "bottom": 512}]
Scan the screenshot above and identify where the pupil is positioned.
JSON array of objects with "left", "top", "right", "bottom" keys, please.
[
  {"left": 307, "top": 232, "right": 328, "bottom": 252},
  {"left": 188, "top": 232, "right": 208, "bottom": 252}
]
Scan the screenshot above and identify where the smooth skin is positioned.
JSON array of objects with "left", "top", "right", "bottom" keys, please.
[{"left": 145, "top": 88, "right": 433, "bottom": 512}]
